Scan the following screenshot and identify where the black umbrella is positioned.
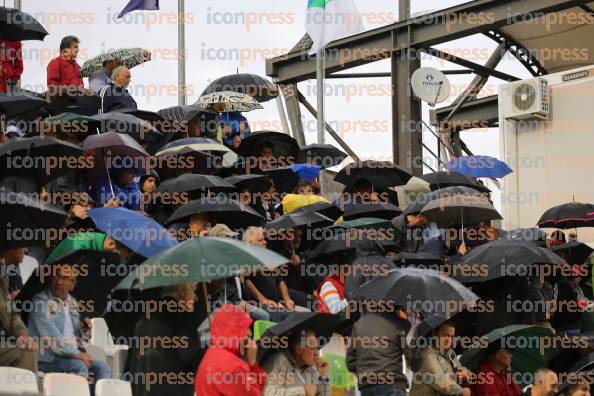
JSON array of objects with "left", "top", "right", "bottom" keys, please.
[
  {"left": 0, "top": 136, "right": 85, "bottom": 184},
  {"left": 419, "top": 171, "right": 490, "bottom": 193},
  {"left": 292, "top": 201, "right": 344, "bottom": 221},
  {"left": 403, "top": 186, "right": 488, "bottom": 216},
  {"left": 414, "top": 314, "right": 449, "bottom": 339},
  {"left": 503, "top": 228, "right": 548, "bottom": 247},
  {"left": 392, "top": 252, "right": 444, "bottom": 269},
  {"left": 537, "top": 202, "right": 594, "bottom": 229},
  {"left": 0, "top": 93, "right": 46, "bottom": 118},
  {"left": 0, "top": 188, "right": 68, "bottom": 248},
  {"left": 358, "top": 267, "right": 478, "bottom": 315},
  {"left": 343, "top": 202, "right": 401, "bottom": 221},
  {"left": 450, "top": 239, "right": 568, "bottom": 283},
  {"left": 306, "top": 232, "right": 358, "bottom": 263},
  {"left": 257, "top": 312, "right": 341, "bottom": 363},
  {"left": 158, "top": 174, "right": 236, "bottom": 195},
  {"left": 17, "top": 250, "right": 123, "bottom": 318},
  {"left": 551, "top": 241, "right": 594, "bottom": 264},
  {"left": 260, "top": 166, "right": 300, "bottom": 194},
  {"left": 238, "top": 131, "right": 300, "bottom": 160},
  {"left": 82, "top": 131, "right": 149, "bottom": 158},
  {"left": 335, "top": 160, "right": 412, "bottom": 189},
  {"left": 0, "top": 7, "right": 48, "bottom": 41},
  {"left": 297, "top": 144, "right": 347, "bottom": 169},
  {"left": 95, "top": 112, "right": 160, "bottom": 144},
  {"left": 420, "top": 194, "right": 501, "bottom": 228},
  {"left": 117, "top": 108, "right": 165, "bottom": 123},
  {"left": 203, "top": 73, "right": 279, "bottom": 103},
  {"left": 225, "top": 174, "right": 271, "bottom": 194},
  {"left": 166, "top": 196, "right": 265, "bottom": 229},
  {"left": 265, "top": 211, "right": 334, "bottom": 230}
]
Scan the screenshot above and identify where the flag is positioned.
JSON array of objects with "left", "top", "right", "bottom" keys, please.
[
  {"left": 118, "top": 0, "right": 160, "bottom": 19},
  {"left": 306, "top": 0, "right": 364, "bottom": 54}
]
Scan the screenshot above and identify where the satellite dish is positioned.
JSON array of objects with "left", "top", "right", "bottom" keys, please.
[{"left": 411, "top": 67, "right": 451, "bottom": 106}]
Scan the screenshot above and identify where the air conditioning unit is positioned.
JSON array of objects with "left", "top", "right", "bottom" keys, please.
[{"left": 500, "top": 77, "right": 550, "bottom": 120}]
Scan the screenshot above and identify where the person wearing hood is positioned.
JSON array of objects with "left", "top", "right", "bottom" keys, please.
[
  {"left": 195, "top": 304, "right": 266, "bottom": 396},
  {"left": 90, "top": 164, "right": 142, "bottom": 211}
]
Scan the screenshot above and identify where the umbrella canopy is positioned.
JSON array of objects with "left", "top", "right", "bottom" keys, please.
[
  {"left": 117, "top": 108, "right": 165, "bottom": 123},
  {"left": 0, "top": 136, "right": 85, "bottom": 184},
  {"left": 403, "top": 186, "right": 488, "bottom": 216},
  {"left": 306, "top": 233, "right": 358, "bottom": 263},
  {"left": 335, "top": 160, "right": 412, "bottom": 189},
  {"left": 460, "top": 325, "right": 556, "bottom": 384},
  {"left": 195, "top": 91, "right": 263, "bottom": 112},
  {"left": 0, "top": 93, "right": 46, "bottom": 118},
  {"left": 450, "top": 239, "right": 568, "bottom": 283},
  {"left": 44, "top": 88, "right": 101, "bottom": 115},
  {"left": 550, "top": 241, "right": 594, "bottom": 264},
  {"left": 158, "top": 174, "right": 235, "bottom": 194},
  {"left": 343, "top": 202, "right": 402, "bottom": 221},
  {"left": 202, "top": 73, "right": 278, "bottom": 103},
  {"left": 291, "top": 163, "right": 320, "bottom": 182},
  {"left": 291, "top": 201, "right": 343, "bottom": 221},
  {"left": 358, "top": 267, "right": 478, "bottom": 315},
  {"left": 95, "top": 112, "right": 160, "bottom": 143},
  {"left": 391, "top": 252, "right": 444, "bottom": 268},
  {"left": 157, "top": 137, "right": 238, "bottom": 168},
  {"left": 238, "top": 131, "right": 300, "bottom": 160},
  {"left": 0, "top": 188, "right": 68, "bottom": 248},
  {"left": 261, "top": 166, "right": 300, "bottom": 195},
  {"left": 43, "top": 112, "right": 101, "bottom": 142},
  {"left": 419, "top": 171, "right": 490, "bottom": 193},
  {"left": 265, "top": 211, "right": 334, "bottom": 230},
  {"left": 0, "top": 7, "right": 48, "bottom": 41},
  {"left": 334, "top": 217, "right": 394, "bottom": 231},
  {"left": 297, "top": 144, "right": 348, "bottom": 169},
  {"left": 17, "top": 250, "right": 122, "bottom": 317},
  {"left": 115, "top": 236, "right": 288, "bottom": 289},
  {"left": 88, "top": 208, "right": 177, "bottom": 258},
  {"left": 447, "top": 155, "right": 513, "bottom": 178},
  {"left": 157, "top": 104, "right": 202, "bottom": 122},
  {"left": 414, "top": 314, "right": 449, "bottom": 339},
  {"left": 80, "top": 48, "right": 152, "bottom": 77},
  {"left": 258, "top": 312, "right": 341, "bottom": 363},
  {"left": 393, "top": 176, "right": 431, "bottom": 209},
  {"left": 225, "top": 174, "right": 271, "bottom": 194},
  {"left": 420, "top": 194, "right": 501, "bottom": 228},
  {"left": 82, "top": 131, "right": 149, "bottom": 158},
  {"left": 166, "top": 196, "right": 265, "bottom": 229},
  {"left": 537, "top": 202, "right": 594, "bottom": 229}
]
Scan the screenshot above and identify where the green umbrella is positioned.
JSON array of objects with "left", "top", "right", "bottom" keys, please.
[
  {"left": 461, "top": 324, "right": 556, "bottom": 386},
  {"left": 115, "top": 237, "right": 288, "bottom": 290},
  {"left": 44, "top": 112, "right": 100, "bottom": 141}
]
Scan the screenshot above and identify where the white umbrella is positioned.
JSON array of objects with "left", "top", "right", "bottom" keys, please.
[
  {"left": 195, "top": 91, "right": 263, "bottom": 113},
  {"left": 81, "top": 48, "right": 152, "bottom": 77}
]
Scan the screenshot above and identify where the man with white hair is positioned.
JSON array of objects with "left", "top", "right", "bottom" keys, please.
[{"left": 100, "top": 65, "right": 137, "bottom": 113}]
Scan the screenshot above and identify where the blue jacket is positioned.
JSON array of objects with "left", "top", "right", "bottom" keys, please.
[
  {"left": 91, "top": 176, "right": 142, "bottom": 211},
  {"left": 27, "top": 289, "right": 81, "bottom": 363}
]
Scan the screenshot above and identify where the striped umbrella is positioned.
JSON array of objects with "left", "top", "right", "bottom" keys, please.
[
  {"left": 195, "top": 91, "right": 263, "bottom": 113},
  {"left": 80, "top": 48, "right": 152, "bottom": 78}
]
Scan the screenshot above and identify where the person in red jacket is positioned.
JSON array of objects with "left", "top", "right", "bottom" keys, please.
[
  {"left": 471, "top": 346, "right": 522, "bottom": 396},
  {"left": 0, "top": 40, "right": 23, "bottom": 93},
  {"left": 46, "top": 36, "right": 83, "bottom": 89},
  {"left": 195, "top": 304, "right": 266, "bottom": 396}
]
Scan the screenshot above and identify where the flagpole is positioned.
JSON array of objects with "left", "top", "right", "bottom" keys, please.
[
  {"left": 316, "top": 49, "right": 325, "bottom": 144},
  {"left": 178, "top": 0, "right": 186, "bottom": 106}
]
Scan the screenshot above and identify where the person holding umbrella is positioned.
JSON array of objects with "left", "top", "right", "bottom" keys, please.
[
  {"left": 409, "top": 320, "right": 472, "bottom": 396},
  {"left": 470, "top": 344, "right": 522, "bottom": 396},
  {"left": 89, "top": 58, "right": 122, "bottom": 94},
  {"left": 47, "top": 36, "right": 84, "bottom": 88},
  {"left": 195, "top": 304, "right": 266, "bottom": 396},
  {"left": 0, "top": 39, "right": 23, "bottom": 93},
  {"left": 0, "top": 247, "right": 37, "bottom": 372}
]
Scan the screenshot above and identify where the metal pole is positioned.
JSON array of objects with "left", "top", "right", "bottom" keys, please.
[
  {"left": 316, "top": 49, "right": 325, "bottom": 144},
  {"left": 178, "top": 0, "right": 186, "bottom": 106},
  {"left": 275, "top": 93, "right": 290, "bottom": 134}
]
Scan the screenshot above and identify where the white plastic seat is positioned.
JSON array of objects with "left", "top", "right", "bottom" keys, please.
[
  {"left": 0, "top": 366, "right": 38, "bottom": 393},
  {"left": 90, "top": 318, "right": 129, "bottom": 379},
  {"left": 43, "top": 373, "right": 90, "bottom": 396},
  {"left": 95, "top": 379, "right": 132, "bottom": 396}
]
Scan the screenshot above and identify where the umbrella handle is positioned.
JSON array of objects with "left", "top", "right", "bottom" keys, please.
[
  {"left": 202, "top": 283, "right": 211, "bottom": 326},
  {"left": 100, "top": 147, "right": 115, "bottom": 199}
]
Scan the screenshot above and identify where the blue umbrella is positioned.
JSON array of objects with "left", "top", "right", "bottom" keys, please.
[
  {"left": 88, "top": 207, "right": 177, "bottom": 258},
  {"left": 447, "top": 155, "right": 512, "bottom": 178},
  {"left": 291, "top": 163, "right": 320, "bottom": 182}
]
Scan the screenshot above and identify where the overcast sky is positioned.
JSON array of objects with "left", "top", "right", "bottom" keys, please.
[{"left": 18, "top": 0, "right": 532, "bottom": 176}]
